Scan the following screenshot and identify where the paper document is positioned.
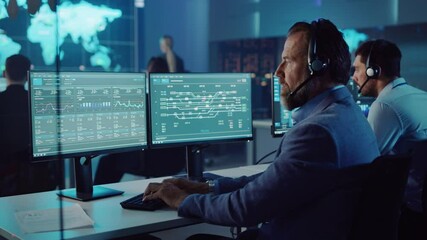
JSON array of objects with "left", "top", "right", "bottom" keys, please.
[{"left": 15, "top": 203, "right": 94, "bottom": 233}]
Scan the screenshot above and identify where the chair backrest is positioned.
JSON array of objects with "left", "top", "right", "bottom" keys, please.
[
  {"left": 394, "top": 139, "right": 427, "bottom": 215},
  {"left": 406, "top": 140, "right": 427, "bottom": 217},
  {"left": 0, "top": 113, "right": 58, "bottom": 197},
  {"left": 350, "top": 154, "right": 412, "bottom": 240}
]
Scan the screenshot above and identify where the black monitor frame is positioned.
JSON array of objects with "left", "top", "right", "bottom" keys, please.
[
  {"left": 28, "top": 71, "right": 148, "bottom": 200},
  {"left": 270, "top": 75, "right": 294, "bottom": 138},
  {"left": 148, "top": 72, "right": 253, "bottom": 180}
]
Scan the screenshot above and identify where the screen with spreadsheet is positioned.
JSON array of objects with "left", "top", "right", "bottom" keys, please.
[
  {"left": 29, "top": 71, "right": 147, "bottom": 159},
  {"left": 149, "top": 73, "right": 253, "bottom": 147}
]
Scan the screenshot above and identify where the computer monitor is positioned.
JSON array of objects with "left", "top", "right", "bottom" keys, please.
[
  {"left": 149, "top": 73, "right": 253, "bottom": 179},
  {"left": 356, "top": 97, "right": 374, "bottom": 117},
  {"left": 28, "top": 71, "right": 147, "bottom": 200},
  {"left": 0, "top": 77, "right": 6, "bottom": 92},
  {"left": 271, "top": 76, "right": 294, "bottom": 137},
  {"left": 270, "top": 75, "right": 374, "bottom": 138}
]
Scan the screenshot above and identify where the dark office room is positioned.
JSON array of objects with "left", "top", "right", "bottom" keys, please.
[{"left": 0, "top": 0, "right": 426, "bottom": 239}]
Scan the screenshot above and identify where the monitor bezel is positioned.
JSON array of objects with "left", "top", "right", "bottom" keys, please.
[
  {"left": 270, "top": 75, "right": 289, "bottom": 138},
  {"left": 147, "top": 72, "right": 254, "bottom": 149},
  {"left": 28, "top": 70, "right": 148, "bottom": 161}
]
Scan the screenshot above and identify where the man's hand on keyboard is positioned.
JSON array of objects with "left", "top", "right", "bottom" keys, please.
[{"left": 143, "top": 182, "right": 189, "bottom": 209}]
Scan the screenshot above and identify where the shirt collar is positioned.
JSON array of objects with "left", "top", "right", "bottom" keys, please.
[
  {"left": 292, "top": 85, "right": 345, "bottom": 123},
  {"left": 378, "top": 77, "right": 406, "bottom": 98},
  {"left": 6, "top": 84, "right": 26, "bottom": 90}
]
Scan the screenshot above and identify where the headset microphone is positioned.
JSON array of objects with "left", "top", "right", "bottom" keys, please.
[
  {"left": 357, "top": 78, "right": 371, "bottom": 94},
  {"left": 288, "top": 75, "right": 313, "bottom": 98}
]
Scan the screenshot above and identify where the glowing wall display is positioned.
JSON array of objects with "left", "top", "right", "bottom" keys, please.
[{"left": 0, "top": 0, "right": 130, "bottom": 71}]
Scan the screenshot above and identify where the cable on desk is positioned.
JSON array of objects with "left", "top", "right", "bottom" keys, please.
[{"left": 255, "top": 150, "right": 277, "bottom": 165}]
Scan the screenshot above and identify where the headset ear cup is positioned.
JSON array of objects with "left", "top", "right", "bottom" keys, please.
[
  {"left": 366, "top": 65, "right": 380, "bottom": 78},
  {"left": 308, "top": 20, "right": 329, "bottom": 76},
  {"left": 310, "top": 59, "right": 324, "bottom": 72},
  {"left": 366, "top": 67, "right": 375, "bottom": 77},
  {"left": 309, "top": 58, "right": 328, "bottom": 75}
]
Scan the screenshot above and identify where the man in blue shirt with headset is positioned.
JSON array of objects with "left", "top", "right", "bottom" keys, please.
[
  {"left": 144, "top": 19, "right": 379, "bottom": 240},
  {"left": 352, "top": 39, "right": 427, "bottom": 240},
  {"left": 352, "top": 39, "right": 427, "bottom": 156}
]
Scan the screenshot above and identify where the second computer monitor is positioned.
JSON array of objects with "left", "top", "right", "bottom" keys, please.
[
  {"left": 271, "top": 76, "right": 295, "bottom": 137},
  {"left": 149, "top": 73, "right": 253, "bottom": 147}
]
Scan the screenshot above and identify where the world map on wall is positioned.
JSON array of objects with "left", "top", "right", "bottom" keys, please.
[
  {"left": 0, "top": 0, "right": 122, "bottom": 71},
  {"left": 341, "top": 29, "right": 368, "bottom": 53}
]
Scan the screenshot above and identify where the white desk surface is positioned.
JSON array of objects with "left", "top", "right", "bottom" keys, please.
[{"left": 0, "top": 164, "right": 268, "bottom": 240}]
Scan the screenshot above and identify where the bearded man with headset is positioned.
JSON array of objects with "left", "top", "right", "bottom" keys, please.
[{"left": 143, "top": 19, "right": 380, "bottom": 240}]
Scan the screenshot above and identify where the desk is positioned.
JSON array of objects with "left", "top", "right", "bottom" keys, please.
[{"left": 0, "top": 165, "right": 268, "bottom": 240}]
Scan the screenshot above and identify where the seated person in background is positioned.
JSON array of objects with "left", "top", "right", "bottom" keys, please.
[
  {"left": 94, "top": 57, "right": 186, "bottom": 184},
  {"left": 352, "top": 39, "right": 427, "bottom": 240},
  {"left": 143, "top": 19, "right": 380, "bottom": 240},
  {"left": 146, "top": 56, "right": 169, "bottom": 73},
  {"left": 0, "top": 54, "right": 57, "bottom": 197},
  {"left": 352, "top": 39, "right": 427, "bottom": 155}
]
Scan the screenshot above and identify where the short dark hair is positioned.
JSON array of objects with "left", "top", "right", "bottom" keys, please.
[
  {"left": 288, "top": 19, "right": 351, "bottom": 85},
  {"left": 5, "top": 54, "right": 31, "bottom": 82},
  {"left": 355, "top": 39, "right": 401, "bottom": 78},
  {"left": 147, "top": 57, "right": 169, "bottom": 73},
  {"left": 161, "top": 35, "right": 174, "bottom": 48}
]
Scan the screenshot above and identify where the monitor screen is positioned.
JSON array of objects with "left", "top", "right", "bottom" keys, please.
[
  {"left": 271, "top": 76, "right": 294, "bottom": 137},
  {"left": 355, "top": 97, "right": 374, "bottom": 117},
  {"left": 149, "top": 73, "right": 253, "bottom": 147},
  {"left": 0, "top": 77, "right": 6, "bottom": 92},
  {"left": 29, "top": 71, "right": 147, "bottom": 160}
]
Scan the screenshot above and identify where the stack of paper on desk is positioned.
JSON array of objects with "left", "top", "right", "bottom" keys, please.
[{"left": 15, "top": 204, "right": 94, "bottom": 233}]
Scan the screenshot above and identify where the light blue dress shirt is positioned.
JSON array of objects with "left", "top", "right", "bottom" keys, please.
[
  {"left": 368, "top": 77, "right": 427, "bottom": 155},
  {"left": 368, "top": 78, "right": 427, "bottom": 212}
]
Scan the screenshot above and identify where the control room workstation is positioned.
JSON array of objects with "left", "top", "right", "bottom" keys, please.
[{"left": 28, "top": 71, "right": 254, "bottom": 201}]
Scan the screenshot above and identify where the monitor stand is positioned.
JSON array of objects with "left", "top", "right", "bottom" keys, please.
[
  {"left": 184, "top": 145, "right": 223, "bottom": 182},
  {"left": 57, "top": 156, "right": 124, "bottom": 201},
  {"left": 186, "top": 145, "right": 205, "bottom": 181}
]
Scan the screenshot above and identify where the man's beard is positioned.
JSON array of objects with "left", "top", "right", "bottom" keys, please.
[
  {"left": 358, "top": 82, "right": 376, "bottom": 97},
  {"left": 280, "top": 80, "right": 312, "bottom": 110}
]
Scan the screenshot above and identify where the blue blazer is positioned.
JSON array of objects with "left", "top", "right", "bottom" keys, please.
[{"left": 178, "top": 87, "right": 380, "bottom": 240}]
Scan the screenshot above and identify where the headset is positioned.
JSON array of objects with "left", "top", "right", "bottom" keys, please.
[
  {"left": 365, "top": 40, "right": 381, "bottom": 79},
  {"left": 357, "top": 40, "right": 381, "bottom": 94},
  {"left": 308, "top": 20, "right": 329, "bottom": 76},
  {"left": 289, "top": 20, "right": 329, "bottom": 97},
  {"left": 287, "top": 19, "right": 329, "bottom": 98}
]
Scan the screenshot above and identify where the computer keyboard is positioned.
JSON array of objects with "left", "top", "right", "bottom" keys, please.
[
  {"left": 174, "top": 172, "right": 223, "bottom": 181},
  {"left": 120, "top": 193, "right": 167, "bottom": 211},
  {"left": 121, "top": 173, "right": 223, "bottom": 211}
]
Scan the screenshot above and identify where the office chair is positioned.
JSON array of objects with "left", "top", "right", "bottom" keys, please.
[
  {"left": 397, "top": 139, "right": 427, "bottom": 240},
  {"left": 349, "top": 154, "right": 412, "bottom": 240},
  {"left": 407, "top": 140, "right": 427, "bottom": 216},
  {"left": 0, "top": 114, "right": 58, "bottom": 197},
  {"left": 423, "top": 173, "right": 427, "bottom": 218}
]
